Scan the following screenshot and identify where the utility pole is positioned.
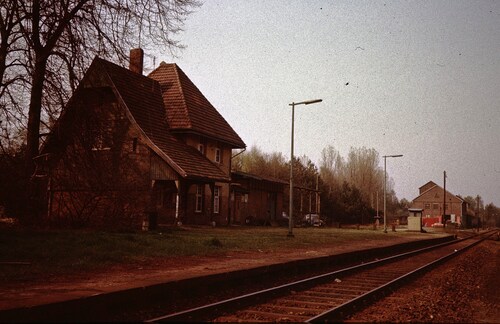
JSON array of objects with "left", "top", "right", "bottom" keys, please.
[
  {"left": 383, "top": 154, "right": 403, "bottom": 233},
  {"left": 443, "top": 171, "right": 446, "bottom": 228},
  {"left": 476, "top": 195, "right": 480, "bottom": 231},
  {"left": 316, "top": 174, "right": 320, "bottom": 214}
]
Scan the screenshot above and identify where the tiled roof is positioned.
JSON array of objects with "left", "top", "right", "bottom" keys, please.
[
  {"left": 90, "top": 58, "right": 231, "bottom": 181},
  {"left": 148, "top": 62, "right": 245, "bottom": 148},
  {"left": 232, "top": 171, "right": 288, "bottom": 185},
  {"left": 418, "top": 181, "right": 437, "bottom": 190},
  {"left": 412, "top": 182, "right": 464, "bottom": 203}
]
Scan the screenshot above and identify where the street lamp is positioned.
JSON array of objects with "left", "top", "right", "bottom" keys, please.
[
  {"left": 288, "top": 99, "right": 322, "bottom": 237},
  {"left": 383, "top": 154, "right": 403, "bottom": 233}
]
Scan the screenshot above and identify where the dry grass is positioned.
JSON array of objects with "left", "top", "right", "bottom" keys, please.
[{"left": 0, "top": 225, "right": 423, "bottom": 283}]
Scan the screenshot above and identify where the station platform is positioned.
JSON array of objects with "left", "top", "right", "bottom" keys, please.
[{"left": 0, "top": 231, "right": 455, "bottom": 321}]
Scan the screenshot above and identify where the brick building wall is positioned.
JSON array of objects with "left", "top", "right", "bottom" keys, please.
[{"left": 411, "top": 182, "right": 465, "bottom": 226}]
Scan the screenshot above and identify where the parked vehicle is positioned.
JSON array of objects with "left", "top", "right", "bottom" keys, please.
[{"left": 302, "top": 214, "right": 324, "bottom": 227}]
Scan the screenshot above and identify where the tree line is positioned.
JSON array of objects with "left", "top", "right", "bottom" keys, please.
[
  {"left": 233, "top": 145, "right": 500, "bottom": 227},
  {"left": 233, "top": 145, "right": 406, "bottom": 225}
]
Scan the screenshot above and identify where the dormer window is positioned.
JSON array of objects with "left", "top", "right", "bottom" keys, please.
[
  {"left": 215, "top": 148, "right": 221, "bottom": 163},
  {"left": 198, "top": 144, "right": 205, "bottom": 155}
]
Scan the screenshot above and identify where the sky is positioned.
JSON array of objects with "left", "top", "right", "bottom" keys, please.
[{"left": 147, "top": 0, "right": 500, "bottom": 206}]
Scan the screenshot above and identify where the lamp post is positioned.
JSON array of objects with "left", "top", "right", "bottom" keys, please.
[
  {"left": 443, "top": 171, "right": 447, "bottom": 227},
  {"left": 383, "top": 154, "right": 403, "bottom": 233},
  {"left": 288, "top": 99, "right": 322, "bottom": 237}
]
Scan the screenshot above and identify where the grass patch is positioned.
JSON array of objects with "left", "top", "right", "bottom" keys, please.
[
  {"left": 0, "top": 226, "right": 433, "bottom": 283},
  {"left": 206, "top": 237, "right": 223, "bottom": 248}
]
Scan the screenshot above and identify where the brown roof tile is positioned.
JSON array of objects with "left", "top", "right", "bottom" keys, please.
[
  {"left": 89, "top": 58, "right": 231, "bottom": 181},
  {"left": 148, "top": 62, "right": 246, "bottom": 148}
]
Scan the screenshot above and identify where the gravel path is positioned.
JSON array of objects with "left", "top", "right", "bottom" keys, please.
[{"left": 347, "top": 238, "right": 499, "bottom": 323}]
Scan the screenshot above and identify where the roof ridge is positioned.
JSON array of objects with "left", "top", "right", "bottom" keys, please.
[
  {"left": 418, "top": 185, "right": 438, "bottom": 198},
  {"left": 418, "top": 180, "right": 437, "bottom": 189},
  {"left": 148, "top": 61, "right": 245, "bottom": 148},
  {"left": 412, "top": 183, "right": 463, "bottom": 203},
  {"left": 148, "top": 61, "right": 168, "bottom": 77},
  {"left": 173, "top": 65, "right": 245, "bottom": 147},
  {"left": 171, "top": 63, "right": 192, "bottom": 129}
]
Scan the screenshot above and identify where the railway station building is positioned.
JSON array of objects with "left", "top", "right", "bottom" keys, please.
[
  {"left": 409, "top": 181, "right": 467, "bottom": 227},
  {"left": 230, "top": 171, "right": 288, "bottom": 226},
  {"left": 35, "top": 49, "right": 247, "bottom": 230}
]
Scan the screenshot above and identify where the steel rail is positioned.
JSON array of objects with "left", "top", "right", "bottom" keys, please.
[
  {"left": 307, "top": 229, "right": 498, "bottom": 322},
  {"left": 145, "top": 230, "right": 497, "bottom": 323}
]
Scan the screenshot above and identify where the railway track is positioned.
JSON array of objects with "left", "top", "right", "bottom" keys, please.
[{"left": 145, "top": 230, "right": 497, "bottom": 323}]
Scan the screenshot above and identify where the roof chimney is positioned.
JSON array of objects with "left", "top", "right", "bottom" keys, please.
[{"left": 129, "top": 48, "right": 144, "bottom": 74}]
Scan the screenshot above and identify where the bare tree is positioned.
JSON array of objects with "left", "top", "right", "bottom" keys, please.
[
  {"left": 0, "top": 0, "right": 28, "bottom": 153},
  {"left": 345, "top": 147, "right": 382, "bottom": 204},
  {"left": 0, "top": 0, "right": 200, "bottom": 176},
  {"left": 0, "top": 0, "right": 200, "bottom": 220},
  {"left": 320, "top": 145, "right": 386, "bottom": 207}
]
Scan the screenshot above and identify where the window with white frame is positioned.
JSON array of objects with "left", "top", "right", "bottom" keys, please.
[
  {"left": 215, "top": 148, "right": 221, "bottom": 163},
  {"left": 198, "top": 144, "right": 204, "bottom": 155},
  {"left": 195, "top": 185, "right": 203, "bottom": 212},
  {"left": 213, "top": 186, "right": 221, "bottom": 214}
]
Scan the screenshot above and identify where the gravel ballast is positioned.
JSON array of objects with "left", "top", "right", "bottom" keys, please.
[{"left": 347, "top": 238, "right": 499, "bottom": 323}]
